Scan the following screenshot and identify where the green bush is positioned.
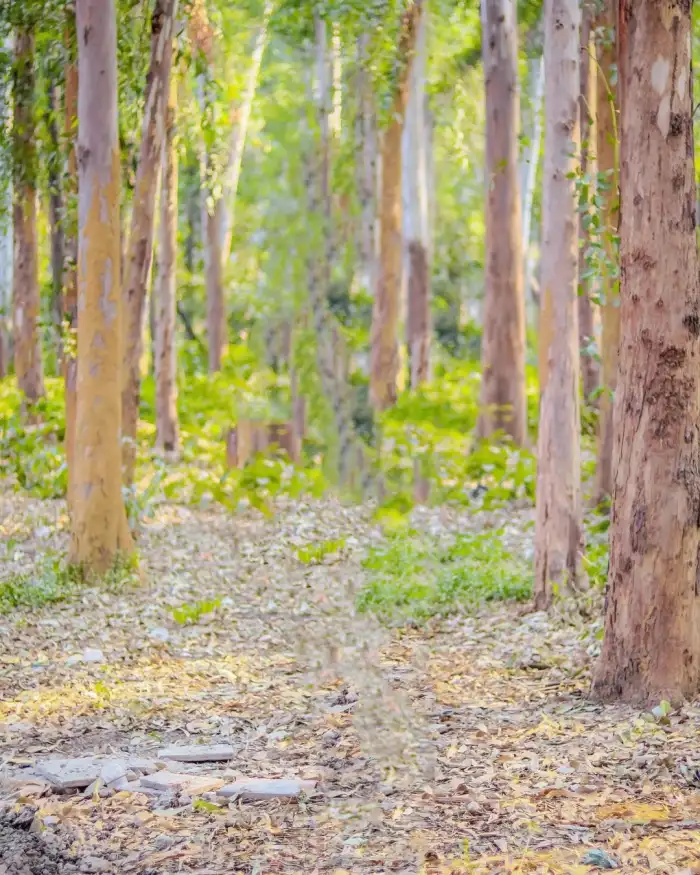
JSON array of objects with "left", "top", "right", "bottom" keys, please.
[{"left": 358, "top": 527, "right": 532, "bottom": 622}]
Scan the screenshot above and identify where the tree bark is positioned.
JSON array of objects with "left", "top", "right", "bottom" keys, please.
[
  {"left": 534, "top": 0, "right": 583, "bottom": 608},
  {"left": 522, "top": 55, "right": 544, "bottom": 312},
  {"left": 0, "top": 43, "right": 11, "bottom": 379},
  {"left": 155, "top": 75, "right": 179, "bottom": 453},
  {"left": 121, "top": 0, "right": 178, "bottom": 483},
  {"left": 578, "top": 6, "right": 600, "bottom": 404},
  {"left": 370, "top": 0, "right": 423, "bottom": 411},
  {"left": 592, "top": 0, "right": 700, "bottom": 705},
  {"left": 355, "top": 33, "right": 379, "bottom": 298},
  {"left": 64, "top": 12, "right": 79, "bottom": 512},
  {"left": 12, "top": 29, "right": 44, "bottom": 405},
  {"left": 404, "top": 6, "right": 430, "bottom": 391},
  {"left": 46, "top": 80, "right": 66, "bottom": 362},
  {"left": 595, "top": 0, "right": 620, "bottom": 501},
  {"left": 71, "top": 0, "right": 133, "bottom": 572},
  {"left": 477, "top": 0, "right": 526, "bottom": 444},
  {"left": 204, "top": 193, "right": 224, "bottom": 373}
]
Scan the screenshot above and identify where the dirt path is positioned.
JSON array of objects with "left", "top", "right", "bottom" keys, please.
[{"left": 1, "top": 496, "right": 700, "bottom": 874}]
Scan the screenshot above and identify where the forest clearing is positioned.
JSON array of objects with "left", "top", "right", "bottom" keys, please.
[{"left": 2, "top": 0, "right": 700, "bottom": 872}]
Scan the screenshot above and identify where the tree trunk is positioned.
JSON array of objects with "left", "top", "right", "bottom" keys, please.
[
  {"left": 71, "top": 0, "right": 133, "bottom": 572},
  {"left": 121, "top": 0, "right": 178, "bottom": 483},
  {"left": 592, "top": 0, "right": 700, "bottom": 705},
  {"left": 64, "top": 13, "right": 79, "bottom": 512},
  {"left": 155, "top": 75, "right": 179, "bottom": 453},
  {"left": 46, "top": 80, "right": 66, "bottom": 364},
  {"left": 12, "top": 29, "right": 44, "bottom": 405},
  {"left": 522, "top": 55, "right": 544, "bottom": 312},
  {"left": 578, "top": 5, "right": 600, "bottom": 404},
  {"left": 370, "top": 0, "right": 423, "bottom": 411},
  {"left": 220, "top": 0, "right": 273, "bottom": 265},
  {"left": 534, "top": 0, "right": 582, "bottom": 609},
  {"left": 0, "top": 44, "right": 11, "bottom": 379},
  {"left": 477, "top": 0, "right": 526, "bottom": 444},
  {"left": 204, "top": 194, "right": 224, "bottom": 372},
  {"left": 355, "top": 33, "right": 379, "bottom": 298},
  {"left": 404, "top": 7, "right": 430, "bottom": 391},
  {"left": 595, "top": 0, "right": 620, "bottom": 501}
]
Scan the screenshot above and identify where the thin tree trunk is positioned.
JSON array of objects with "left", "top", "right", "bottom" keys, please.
[
  {"left": 220, "top": 0, "right": 273, "bottom": 265},
  {"left": 477, "top": 0, "right": 526, "bottom": 444},
  {"left": 592, "top": 0, "right": 700, "bottom": 705},
  {"left": 0, "top": 45, "right": 11, "bottom": 378},
  {"left": 355, "top": 33, "right": 379, "bottom": 298},
  {"left": 155, "top": 75, "right": 179, "bottom": 452},
  {"left": 46, "top": 80, "right": 65, "bottom": 364},
  {"left": 204, "top": 194, "right": 224, "bottom": 372},
  {"left": 64, "top": 13, "right": 79, "bottom": 512},
  {"left": 404, "top": 7, "right": 430, "bottom": 390},
  {"left": 522, "top": 54, "right": 544, "bottom": 310},
  {"left": 595, "top": 0, "right": 620, "bottom": 502},
  {"left": 370, "top": 0, "right": 423, "bottom": 411},
  {"left": 71, "top": 0, "right": 133, "bottom": 572},
  {"left": 578, "top": 5, "right": 600, "bottom": 404},
  {"left": 12, "top": 29, "right": 44, "bottom": 404},
  {"left": 330, "top": 22, "right": 342, "bottom": 139},
  {"left": 534, "top": 0, "right": 582, "bottom": 608},
  {"left": 121, "top": 0, "right": 178, "bottom": 483}
]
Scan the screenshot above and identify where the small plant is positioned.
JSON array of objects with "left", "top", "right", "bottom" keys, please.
[
  {"left": 358, "top": 527, "right": 532, "bottom": 622},
  {"left": 296, "top": 537, "right": 347, "bottom": 565},
  {"left": 0, "top": 554, "right": 80, "bottom": 614},
  {"left": 172, "top": 597, "right": 221, "bottom": 625}
]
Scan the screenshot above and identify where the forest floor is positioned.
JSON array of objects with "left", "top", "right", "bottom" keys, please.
[{"left": 2, "top": 495, "right": 700, "bottom": 875}]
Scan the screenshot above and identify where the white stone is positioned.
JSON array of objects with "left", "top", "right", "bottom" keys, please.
[
  {"left": 140, "top": 772, "right": 223, "bottom": 794},
  {"left": 156, "top": 744, "right": 235, "bottom": 763},
  {"left": 217, "top": 778, "right": 317, "bottom": 801},
  {"left": 149, "top": 627, "right": 170, "bottom": 642},
  {"left": 36, "top": 758, "right": 103, "bottom": 790},
  {"left": 66, "top": 648, "right": 105, "bottom": 666}
]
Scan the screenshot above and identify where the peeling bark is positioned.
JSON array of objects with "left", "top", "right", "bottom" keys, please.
[
  {"left": 595, "top": 0, "right": 620, "bottom": 501},
  {"left": 12, "top": 29, "right": 44, "bottom": 405},
  {"left": 121, "top": 0, "right": 178, "bottom": 483},
  {"left": 477, "top": 0, "right": 526, "bottom": 444},
  {"left": 370, "top": 0, "right": 424, "bottom": 411},
  {"left": 155, "top": 75, "right": 179, "bottom": 453},
  {"left": 71, "top": 0, "right": 133, "bottom": 572},
  {"left": 534, "top": 0, "right": 583, "bottom": 608},
  {"left": 592, "top": 0, "right": 700, "bottom": 705},
  {"left": 578, "top": 6, "right": 600, "bottom": 404}
]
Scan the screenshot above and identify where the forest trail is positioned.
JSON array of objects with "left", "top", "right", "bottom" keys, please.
[{"left": 1, "top": 497, "right": 700, "bottom": 874}]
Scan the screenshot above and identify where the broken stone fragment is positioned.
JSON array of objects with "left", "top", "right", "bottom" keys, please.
[
  {"left": 36, "top": 757, "right": 103, "bottom": 790},
  {"left": 156, "top": 744, "right": 236, "bottom": 763},
  {"left": 217, "top": 778, "right": 317, "bottom": 801},
  {"left": 140, "top": 772, "right": 224, "bottom": 794}
]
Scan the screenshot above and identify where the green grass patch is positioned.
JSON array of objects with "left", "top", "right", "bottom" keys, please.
[
  {"left": 296, "top": 537, "right": 347, "bottom": 564},
  {"left": 172, "top": 598, "right": 222, "bottom": 625},
  {"left": 357, "top": 527, "right": 532, "bottom": 622}
]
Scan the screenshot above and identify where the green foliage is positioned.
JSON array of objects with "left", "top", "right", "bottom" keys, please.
[
  {"left": 296, "top": 537, "right": 346, "bottom": 564},
  {"left": 0, "top": 553, "right": 79, "bottom": 614},
  {"left": 172, "top": 597, "right": 221, "bottom": 625},
  {"left": 358, "top": 526, "right": 532, "bottom": 622}
]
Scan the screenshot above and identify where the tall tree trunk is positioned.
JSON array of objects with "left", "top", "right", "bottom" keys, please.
[
  {"left": 121, "top": 0, "right": 178, "bottom": 483},
  {"left": 592, "top": 1, "right": 700, "bottom": 705},
  {"left": 404, "top": 7, "right": 430, "bottom": 390},
  {"left": 522, "top": 55, "right": 544, "bottom": 310},
  {"left": 64, "top": 13, "right": 79, "bottom": 512},
  {"left": 578, "top": 5, "right": 600, "bottom": 404},
  {"left": 534, "top": 0, "right": 582, "bottom": 608},
  {"left": 355, "top": 33, "right": 379, "bottom": 298},
  {"left": 12, "top": 29, "right": 44, "bottom": 404},
  {"left": 204, "top": 193, "right": 224, "bottom": 372},
  {"left": 155, "top": 76, "right": 179, "bottom": 452},
  {"left": 370, "top": 0, "right": 423, "bottom": 411},
  {"left": 47, "top": 80, "right": 66, "bottom": 364},
  {"left": 220, "top": 0, "right": 273, "bottom": 266},
  {"left": 595, "top": 0, "right": 620, "bottom": 501},
  {"left": 477, "top": 0, "right": 526, "bottom": 444},
  {"left": 0, "top": 44, "right": 11, "bottom": 379},
  {"left": 71, "top": 0, "right": 133, "bottom": 572}
]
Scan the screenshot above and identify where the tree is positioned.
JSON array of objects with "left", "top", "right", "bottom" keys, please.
[
  {"left": 70, "top": 0, "right": 133, "bottom": 572},
  {"left": 578, "top": 3, "right": 599, "bottom": 403},
  {"left": 369, "top": 0, "right": 423, "bottom": 411},
  {"left": 0, "top": 38, "right": 11, "bottom": 378},
  {"left": 594, "top": 0, "right": 619, "bottom": 501},
  {"left": 533, "top": 0, "right": 582, "bottom": 609},
  {"left": 155, "top": 73, "right": 179, "bottom": 453},
  {"left": 12, "top": 28, "right": 44, "bottom": 404},
  {"left": 592, "top": 1, "right": 700, "bottom": 704},
  {"left": 404, "top": 2, "right": 430, "bottom": 391},
  {"left": 477, "top": 0, "right": 526, "bottom": 445},
  {"left": 122, "top": 0, "right": 178, "bottom": 483},
  {"left": 354, "top": 32, "right": 378, "bottom": 298}
]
